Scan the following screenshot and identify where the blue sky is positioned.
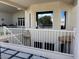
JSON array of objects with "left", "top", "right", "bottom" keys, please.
[
  {"left": 38, "top": 11, "right": 65, "bottom": 21},
  {"left": 38, "top": 13, "right": 53, "bottom": 18},
  {"left": 61, "top": 10, "right": 65, "bottom": 18}
]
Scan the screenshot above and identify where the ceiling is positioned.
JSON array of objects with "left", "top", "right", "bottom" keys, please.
[
  {"left": 8, "top": 0, "right": 74, "bottom": 7},
  {"left": 0, "top": 2, "right": 18, "bottom": 13},
  {"left": 9, "top": 0, "right": 56, "bottom": 7},
  {"left": 0, "top": 0, "right": 75, "bottom": 13}
]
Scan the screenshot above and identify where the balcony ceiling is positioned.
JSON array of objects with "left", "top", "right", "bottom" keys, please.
[
  {"left": 0, "top": 0, "right": 75, "bottom": 13},
  {"left": 8, "top": 0, "right": 74, "bottom": 7},
  {"left": 0, "top": 2, "right": 18, "bottom": 13}
]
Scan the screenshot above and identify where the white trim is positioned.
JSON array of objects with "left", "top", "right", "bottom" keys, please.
[{"left": 8, "top": 28, "right": 75, "bottom": 33}]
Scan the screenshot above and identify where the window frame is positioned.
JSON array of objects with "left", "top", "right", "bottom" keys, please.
[
  {"left": 18, "top": 18, "right": 25, "bottom": 26},
  {"left": 36, "top": 11, "right": 53, "bottom": 28},
  {"left": 61, "top": 11, "right": 67, "bottom": 29}
]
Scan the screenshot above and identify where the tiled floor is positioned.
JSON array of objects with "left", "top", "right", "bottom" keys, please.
[{"left": 0, "top": 47, "right": 48, "bottom": 59}]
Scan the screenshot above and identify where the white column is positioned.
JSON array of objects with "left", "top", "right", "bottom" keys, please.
[
  {"left": 74, "top": 0, "right": 79, "bottom": 59},
  {"left": 25, "top": 11, "right": 30, "bottom": 28}
]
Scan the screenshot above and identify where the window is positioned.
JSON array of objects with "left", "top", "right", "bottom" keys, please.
[
  {"left": 36, "top": 11, "right": 53, "bottom": 28},
  {"left": 18, "top": 18, "right": 25, "bottom": 26},
  {"left": 61, "top": 11, "right": 67, "bottom": 29}
]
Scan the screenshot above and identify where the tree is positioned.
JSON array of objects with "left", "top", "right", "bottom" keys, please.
[{"left": 38, "top": 16, "right": 52, "bottom": 26}]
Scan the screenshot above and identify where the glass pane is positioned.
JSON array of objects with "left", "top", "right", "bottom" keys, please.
[{"left": 36, "top": 11, "right": 53, "bottom": 28}]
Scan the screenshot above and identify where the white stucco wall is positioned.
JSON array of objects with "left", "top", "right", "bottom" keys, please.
[
  {"left": 12, "top": 11, "right": 25, "bottom": 26},
  {"left": 0, "top": 11, "right": 25, "bottom": 27},
  {"left": 74, "top": 0, "right": 79, "bottom": 59},
  {"left": 0, "top": 11, "right": 25, "bottom": 26},
  {"left": 25, "top": 11, "right": 30, "bottom": 28},
  {"left": 0, "top": 12, "right": 12, "bottom": 25},
  {"left": 25, "top": 2, "right": 76, "bottom": 30}
]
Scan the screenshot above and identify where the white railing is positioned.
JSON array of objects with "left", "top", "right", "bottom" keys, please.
[
  {"left": 0, "top": 27, "right": 23, "bottom": 45},
  {"left": 8, "top": 28, "right": 31, "bottom": 46},
  {"left": 29, "top": 29, "right": 75, "bottom": 54},
  {"left": 7, "top": 28, "right": 75, "bottom": 54},
  {"left": 0, "top": 27, "right": 75, "bottom": 54}
]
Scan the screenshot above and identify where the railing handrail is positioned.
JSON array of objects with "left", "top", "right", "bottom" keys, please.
[
  {"left": 8, "top": 28, "right": 75, "bottom": 33},
  {"left": 4, "top": 27, "right": 75, "bottom": 54},
  {"left": 3, "top": 26, "right": 23, "bottom": 45}
]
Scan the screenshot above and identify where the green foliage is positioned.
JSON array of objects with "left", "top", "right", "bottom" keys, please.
[{"left": 38, "top": 16, "right": 52, "bottom": 26}]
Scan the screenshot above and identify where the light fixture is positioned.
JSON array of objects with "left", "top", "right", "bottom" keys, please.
[{"left": 17, "top": 8, "right": 22, "bottom": 10}]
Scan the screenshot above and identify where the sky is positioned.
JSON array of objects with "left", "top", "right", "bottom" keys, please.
[
  {"left": 61, "top": 10, "right": 65, "bottom": 21},
  {"left": 38, "top": 10, "right": 65, "bottom": 23},
  {"left": 38, "top": 13, "right": 53, "bottom": 18}
]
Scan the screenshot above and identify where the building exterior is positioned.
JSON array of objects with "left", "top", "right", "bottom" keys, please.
[{"left": 0, "top": 0, "right": 79, "bottom": 59}]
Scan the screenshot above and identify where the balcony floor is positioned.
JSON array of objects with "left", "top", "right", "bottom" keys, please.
[
  {"left": 0, "top": 46, "right": 48, "bottom": 59},
  {"left": 0, "top": 42, "right": 73, "bottom": 59}
]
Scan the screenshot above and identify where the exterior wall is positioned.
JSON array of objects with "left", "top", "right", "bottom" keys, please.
[
  {"left": 74, "top": 0, "right": 79, "bottom": 59},
  {"left": 68, "top": 5, "right": 77, "bottom": 30},
  {"left": 25, "top": 11, "right": 30, "bottom": 28},
  {"left": 0, "top": 2, "right": 75, "bottom": 30},
  {"left": 25, "top": 2, "right": 76, "bottom": 30},
  {"left": 0, "top": 12, "right": 12, "bottom": 26},
  {"left": 12, "top": 11, "right": 25, "bottom": 27},
  {"left": 0, "top": 11, "right": 25, "bottom": 27}
]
